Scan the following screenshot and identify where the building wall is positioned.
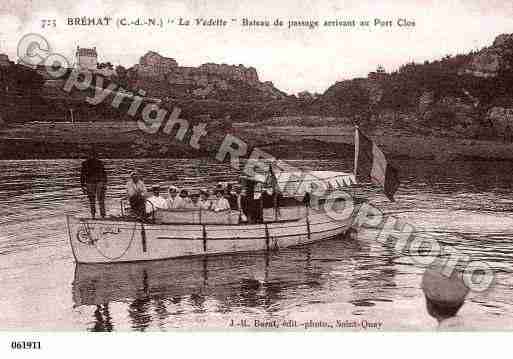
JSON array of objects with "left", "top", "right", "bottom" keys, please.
[
  {"left": 78, "top": 55, "right": 97, "bottom": 70},
  {"left": 0, "top": 54, "right": 10, "bottom": 67}
]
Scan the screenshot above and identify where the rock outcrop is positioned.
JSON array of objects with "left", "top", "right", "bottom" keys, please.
[
  {"left": 133, "top": 51, "right": 178, "bottom": 78},
  {"left": 128, "top": 51, "right": 285, "bottom": 101},
  {"left": 460, "top": 33, "right": 513, "bottom": 78},
  {"left": 487, "top": 106, "right": 513, "bottom": 140}
]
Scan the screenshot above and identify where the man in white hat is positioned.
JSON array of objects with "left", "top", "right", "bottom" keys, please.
[
  {"left": 212, "top": 190, "right": 230, "bottom": 212},
  {"left": 146, "top": 186, "right": 167, "bottom": 214},
  {"left": 167, "top": 185, "right": 180, "bottom": 209},
  {"left": 198, "top": 189, "right": 212, "bottom": 210},
  {"left": 421, "top": 263, "right": 470, "bottom": 329}
]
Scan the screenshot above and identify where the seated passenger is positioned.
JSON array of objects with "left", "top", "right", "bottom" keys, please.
[
  {"left": 167, "top": 185, "right": 179, "bottom": 209},
  {"left": 225, "top": 183, "right": 239, "bottom": 210},
  {"left": 251, "top": 182, "right": 264, "bottom": 223},
  {"left": 212, "top": 190, "right": 230, "bottom": 212},
  {"left": 188, "top": 192, "right": 200, "bottom": 209},
  {"left": 126, "top": 171, "right": 147, "bottom": 216},
  {"left": 262, "top": 187, "right": 275, "bottom": 208},
  {"left": 146, "top": 186, "right": 168, "bottom": 214},
  {"left": 198, "top": 189, "right": 212, "bottom": 210},
  {"left": 173, "top": 189, "right": 191, "bottom": 209}
]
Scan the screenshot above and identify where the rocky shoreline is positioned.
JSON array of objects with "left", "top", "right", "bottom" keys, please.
[{"left": 2, "top": 121, "right": 513, "bottom": 161}]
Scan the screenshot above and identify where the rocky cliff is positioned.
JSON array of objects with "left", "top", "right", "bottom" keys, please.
[
  {"left": 6, "top": 33, "right": 513, "bottom": 160},
  {"left": 124, "top": 51, "right": 287, "bottom": 102},
  {"left": 306, "top": 32, "right": 513, "bottom": 141}
]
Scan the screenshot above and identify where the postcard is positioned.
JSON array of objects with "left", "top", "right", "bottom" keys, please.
[{"left": 0, "top": 0, "right": 512, "bottom": 343}]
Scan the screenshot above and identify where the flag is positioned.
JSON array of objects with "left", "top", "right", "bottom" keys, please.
[{"left": 354, "top": 127, "right": 400, "bottom": 201}]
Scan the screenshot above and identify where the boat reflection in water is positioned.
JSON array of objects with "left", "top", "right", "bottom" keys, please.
[{"left": 72, "top": 236, "right": 369, "bottom": 331}]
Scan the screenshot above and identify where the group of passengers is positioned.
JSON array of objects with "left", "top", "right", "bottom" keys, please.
[
  {"left": 79, "top": 148, "right": 279, "bottom": 223},
  {"left": 126, "top": 171, "right": 237, "bottom": 217},
  {"left": 126, "top": 171, "right": 279, "bottom": 224}
]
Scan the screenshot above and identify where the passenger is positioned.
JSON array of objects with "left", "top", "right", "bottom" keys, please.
[
  {"left": 309, "top": 183, "right": 320, "bottom": 210},
  {"left": 167, "top": 185, "right": 179, "bottom": 209},
  {"left": 252, "top": 181, "right": 264, "bottom": 223},
  {"left": 216, "top": 182, "right": 225, "bottom": 192},
  {"left": 262, "top": 187, "right": 275, "bottom": 208},
  {"left": 126, "top": 171, "right": 147, "bottom": 216},
  {"left": 188, "top": 192, "right": 200, "bottom": 209},
  {"left": 198, "top": 189, "right": 212, "bottom": 210},
  {"left": 243, "top": 178, "right": 257, "bottom": 223},
  {"left": 80, "top": 147, "right": 107, "bottom": 219},
  {"left": 212, "top": 190, "right": 231, "bottom": 212},
  {"left": 302, "top": 191, "right": 311, "bottom": 208},
  {"left": 173, "top": 189, "right": 191, "bottom": 209},
  {"left": 225, "top": 183, "right": 239, "bottom": 210},
  {"left": 146, "top": 186, "right": 167, "bottom": 214}
]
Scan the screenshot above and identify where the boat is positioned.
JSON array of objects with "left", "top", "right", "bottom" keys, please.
[
  {"left": 67, "top": 184, "right": 359, "bottom": 264},
  {"left": 66, "top": 127, "right": 397, "bottom": 264}
]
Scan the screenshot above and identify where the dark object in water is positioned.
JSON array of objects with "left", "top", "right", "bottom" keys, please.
[
  {"left": 424, "top": 296, "right": 465, "bottom": 321},
  {"left": 421, "top": 264, "right": 470, "bottom": 322}
]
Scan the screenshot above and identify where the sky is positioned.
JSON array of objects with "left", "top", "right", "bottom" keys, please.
[{"left": 1, "top": 0, "right": 513, "bottom": 94}]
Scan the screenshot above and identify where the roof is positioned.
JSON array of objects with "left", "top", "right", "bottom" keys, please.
[
  {"left": 244, "top": 170, "right": 357, "bottom": 195},
  {"left": 278, "top": 171, "right": 356, "bottom": 195}
]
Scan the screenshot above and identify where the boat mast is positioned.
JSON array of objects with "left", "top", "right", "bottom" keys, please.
[{"left": 353, "top": 125, "right": 359, "bottom": 177}]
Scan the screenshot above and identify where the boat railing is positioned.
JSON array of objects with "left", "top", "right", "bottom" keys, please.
[
  {"left": 119, "top": 197, "right": 155, "bottom": 222},
  {"left": 120, "top": 198, "right": 129, "bottom": 216},
  {"left": 155, "top": 207, "right": 239, "bottom": 225}
]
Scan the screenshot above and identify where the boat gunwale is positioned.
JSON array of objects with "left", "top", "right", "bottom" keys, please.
[
  {"left": 66, "top": 212, "right": 349, "bottom": 231},
  {"left": 69, "top": 216, "right": 300, "bottom": 226}
]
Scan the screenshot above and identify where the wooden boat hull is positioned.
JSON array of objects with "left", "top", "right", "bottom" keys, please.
[{"left": 66, "top": 210, "right": 354, "bottom": 264}]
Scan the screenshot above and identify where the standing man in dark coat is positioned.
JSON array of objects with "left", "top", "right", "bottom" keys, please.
[{"left": 80, "top": 148, "right": 107, "bottom": 218}]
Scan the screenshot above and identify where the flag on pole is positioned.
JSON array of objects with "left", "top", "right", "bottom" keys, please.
[{"left": 354, "top": 126, "right": 400, "bottom": 201}]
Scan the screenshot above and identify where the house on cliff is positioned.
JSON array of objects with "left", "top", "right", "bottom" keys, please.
[
  {"left": 75, "top": 46, "right": 98, "bottom": 70},
  {"left": 75, "top": 46, "right": 115, "bottom": 76}
]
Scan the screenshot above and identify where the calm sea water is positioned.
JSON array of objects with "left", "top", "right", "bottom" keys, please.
[{"left": 0, "top": 158, "right": 512, "bottom": 331}]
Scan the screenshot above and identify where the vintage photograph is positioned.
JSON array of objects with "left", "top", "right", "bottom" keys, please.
[{"left": 0, "top": 0, "right": 512, "bottom": 334}]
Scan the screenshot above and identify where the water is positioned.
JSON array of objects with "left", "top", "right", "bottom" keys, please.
[{"left": 0, "top": 158, "right": 512, "bottom": 331}]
